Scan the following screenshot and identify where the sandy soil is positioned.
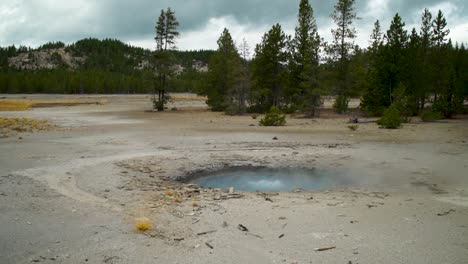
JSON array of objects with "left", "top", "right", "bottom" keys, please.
[{"left": 1, "top": 94, "right": 468, "bottom": 264}]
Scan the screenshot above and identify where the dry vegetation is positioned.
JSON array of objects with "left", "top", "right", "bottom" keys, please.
[
  {"left": 0, "top": 99, "right": 107, "bottom": 111},
  {"left": 134, "top": 217, "right": 153, "bottom": 232},
  {"left": 0, "top": 117, "right": 55, "bottom": 137}
]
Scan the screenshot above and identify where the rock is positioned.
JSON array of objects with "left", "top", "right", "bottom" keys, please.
[
  {"left": 273, "top": 137, "right": 278, "bottom": 140},
  {"left": 104, "top": 189, "right": 110, "bottom": 193},
  {"left": 228, "top": 187, "right": 235, "bottom": 194}
]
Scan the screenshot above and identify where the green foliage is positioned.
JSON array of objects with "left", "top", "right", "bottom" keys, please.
[
  {"left": 251, "top": 24, "right": 289, "bottom": 112},
  {"left": 333, "top": 95, "right": 350, "bottom": 113},
  {"left": 153, "top": 7, "right": 180, "bottom": 110},
  {"left": 377, "top": 104, "right": 402, "bottom": 129},
  {"left": 421, "top": 111, "right": 442, "bottom": 122},
  {"left": 0, "top": 3, "right": 467, "bottom": 121},
  {"left": 327, "top": 0, "right": 359, "bottom": 109},
  {"left": 347, "top": 125, "right": 358, "bottom": 131},
  {"left": 205, "top": 28, "right": 242, "bottom": 112},
  {"left": 39, "top": 41, "right": 65, "bottom": 50},
  {"left": 287, "top": 0, "right": 321, "bottom": 112},
  {"left": 259, "top": 107, "right": 286, "bottom": 126}
]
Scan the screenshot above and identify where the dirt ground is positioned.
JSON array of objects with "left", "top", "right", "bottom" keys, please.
[{"left": 1, "top": 94, "right": 467, "bottom": 264}]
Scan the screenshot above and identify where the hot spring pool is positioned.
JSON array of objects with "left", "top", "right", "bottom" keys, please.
[{"left": 188, "top": 167, "right": 353, "bottom": 192}]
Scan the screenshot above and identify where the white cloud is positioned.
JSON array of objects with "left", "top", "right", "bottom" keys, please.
[{"left": 129, "top": 16, "right": 276, "bottom": 53}]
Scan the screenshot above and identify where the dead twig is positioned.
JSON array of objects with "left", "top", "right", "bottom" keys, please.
[
  {"left": 247, "top": 232, "right": 263, "bottom": 239},
  {"left": 238, "top": 224, "right": 249, "bottom": 232},
  {"left": 437, "top": 209, "right": 455, "bottom": 216},
  {"left": 197, "top": 230, "right": 217, "bottom": 236},
  {"left": 205, "top": 242, "right": 214, "bottom": 249},
  {"left": 314, "top": 246, "right": 336, "bottom": 252}
]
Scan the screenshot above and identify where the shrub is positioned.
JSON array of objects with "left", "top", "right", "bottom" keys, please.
[
  {"left": 333, "top": 95, "right": 350, "bottom": 114},
  {"left": 377, "top": 104, "right": 402, "bottom": 129},
  {"left": 421, "top": 111, "right": 443, "bottom": 122},
  {"left": 347, "top": 125, "right": 358, "bottom": 131},
  {"left": 259, "top": 106, "right": 286, "bottom": 126}
]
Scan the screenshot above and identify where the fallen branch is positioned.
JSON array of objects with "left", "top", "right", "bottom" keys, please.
[
  {"left": 197, "top": 230, "right": 217, "bottom": 236},
  {"left": 314, "top": 246, "right": 336, "bottom": 252},
  {"left": 437, "top": 209, "right": 455, "bottom": 216},
  {"left": 238, "top": 224, "right": 249, "bottom": 232},
  {"left": 205, "top": 242, "right": 214, "bottom": 249},
  {"left": 247, "top": 232, "right": 263, "bottom": 239}
]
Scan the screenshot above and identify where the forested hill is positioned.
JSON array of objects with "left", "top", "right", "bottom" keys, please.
[{"left": 0, "top": 38, "right": 215, "bottom": 94}]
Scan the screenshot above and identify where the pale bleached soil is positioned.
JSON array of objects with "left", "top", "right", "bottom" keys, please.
[{"left": 1, "top": 94, "right": 467, "bottom": 264}]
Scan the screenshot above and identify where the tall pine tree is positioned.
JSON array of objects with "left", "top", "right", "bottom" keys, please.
[
  {"left": 328, "top": 0, "right": 359, "bottom": 113},
  {"left": 153, "top": 8, "right": 179, "bottom": 111},
  {"left": 206, "top": 28, "right": 241, "bottom": 112},
  {"left": 288, "top": 0, "right": 322, "bottom": 116},
  {"left": 251, "top": 24, "right": 289, "bottom": 112}
]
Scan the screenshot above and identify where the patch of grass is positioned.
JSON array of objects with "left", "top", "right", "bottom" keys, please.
[
  {"left": 135, "top": 217, "right": 152, "bottom": 232},
  {"left": 347, "top": 125, "right": 358, "bottom": 131},
  {"left": 0, "top": 100, "right": 33, "bottom": 111},
  {"left": 0, "top": 99, "right": 107, "bottom": 111},
  {"left": 0, "top": 117, "right": 55, "bottom": 137}
]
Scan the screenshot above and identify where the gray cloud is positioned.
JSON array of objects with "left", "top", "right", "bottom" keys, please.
[{"left": 0, "top": 0, "right": 466, "bottom": 50}]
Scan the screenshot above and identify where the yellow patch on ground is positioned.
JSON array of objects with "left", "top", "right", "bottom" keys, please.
[
  {"left": 0, "top": 99, "right": 107, "bottom": 111},
  {"left": 0, "top": 117, "right": 55, "bottom": 137},
  {"left": 135, "top": 217, "right": 152, "bottom": 232},
  {"left": 165, "top": 190, "right": 175, "bottom": 196}
]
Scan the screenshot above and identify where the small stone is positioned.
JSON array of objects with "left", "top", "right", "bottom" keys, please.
[
  {"left": 273, "top": 137, "right": 278, "bottom": 140},
  {"left": 228, "top": 187, "right": 235, "bottom": 194},
  {"left": 27, "top": 221, "right": 32, "bottom": 225},
  {"left": 104, "top": 189, "right": 110, "bottom": 193}
]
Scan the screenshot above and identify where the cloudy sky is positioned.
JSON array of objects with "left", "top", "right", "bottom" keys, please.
[{"left": 0, "top": 0, "right": 467, "bottom": 51}]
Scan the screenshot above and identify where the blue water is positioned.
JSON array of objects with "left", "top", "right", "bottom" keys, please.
[{"left": 190, "top": 167, "right": 350, "bottom": 192}]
